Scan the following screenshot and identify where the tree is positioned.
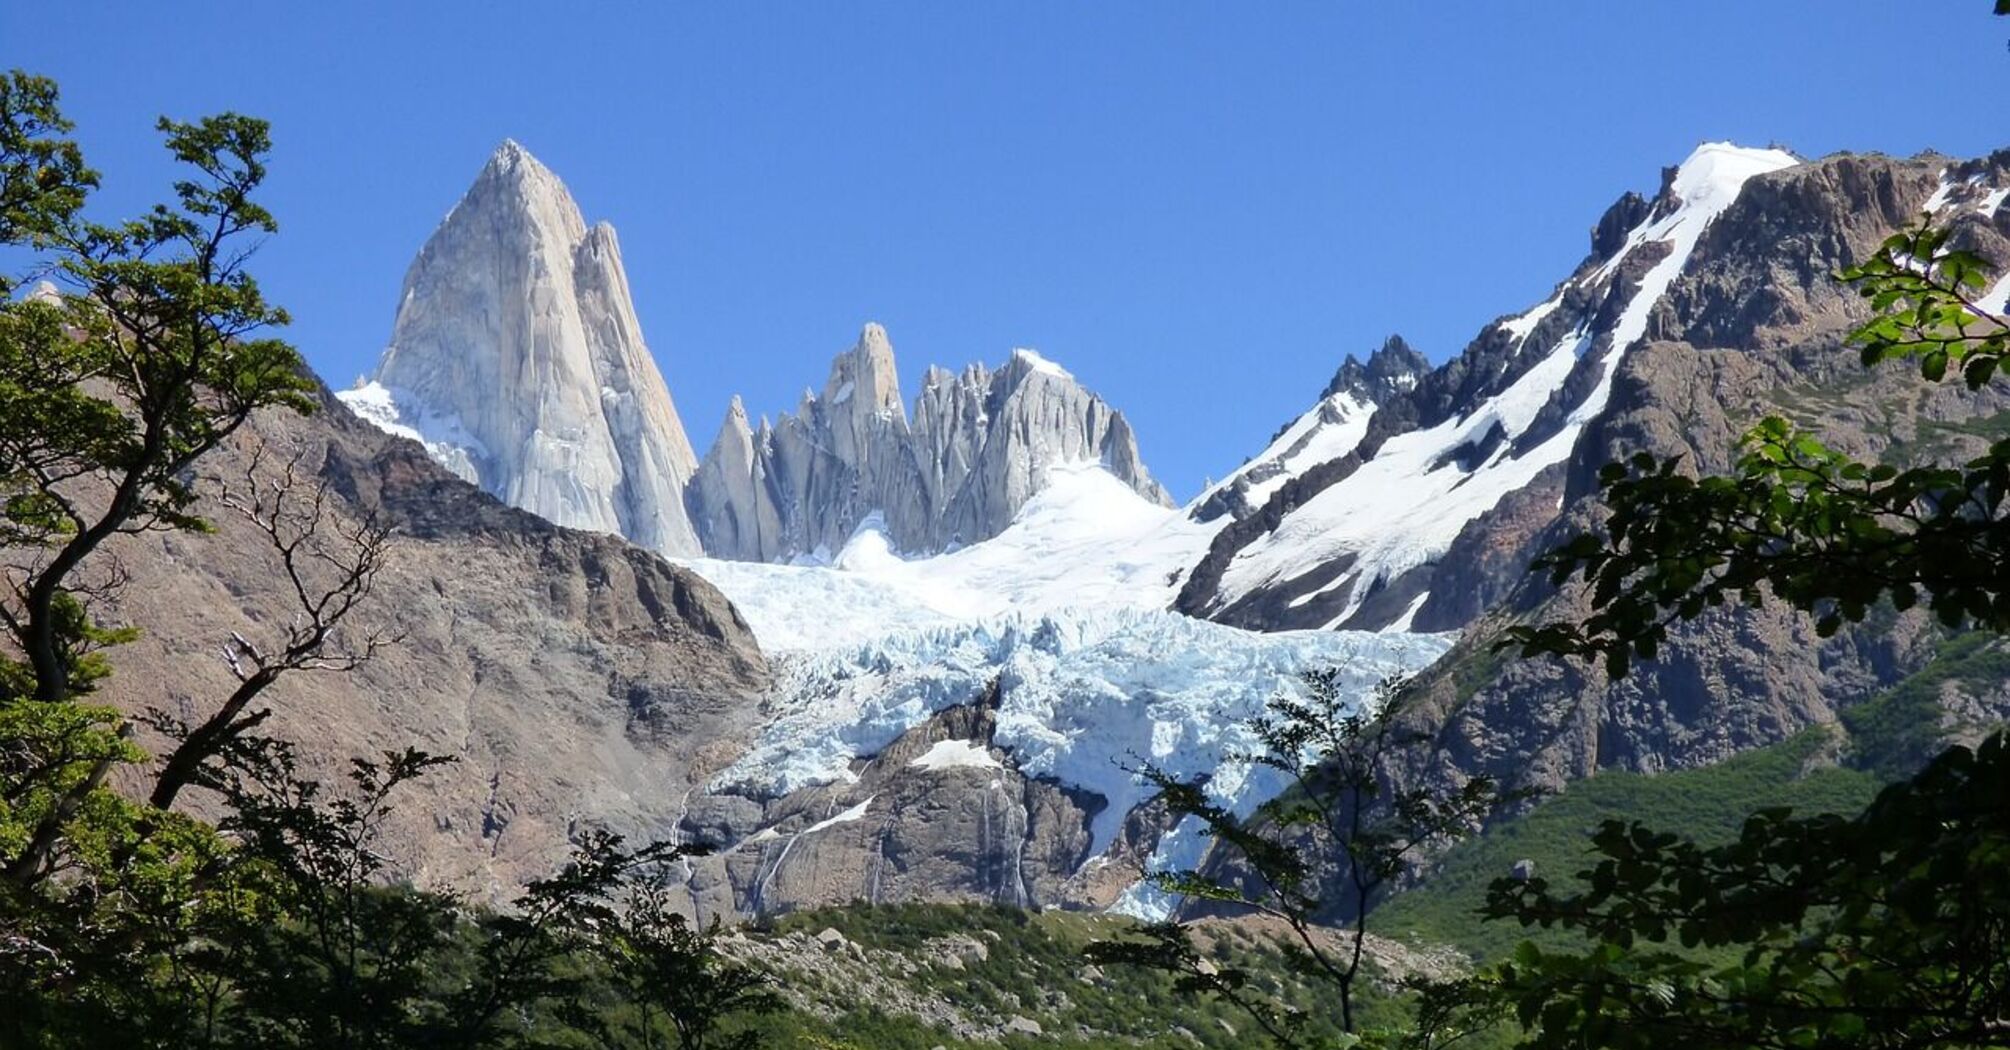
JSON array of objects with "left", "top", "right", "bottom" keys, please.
[
  {"left": 1475, "top": 735, "right": 2010, "bottom": 1050},
  {"left": 0, "top": 70, "right": 341, "bottom": 1044},
  {"left": 587, "top": 883, "right": 781, "bottom": 1050},
  {"left": 1086, "top": 672, "right": 1506, "bottom": 1047},
  {"left": 216, "top": 746, "right": 461, "bottom": 1050},
  {"left": 0, "top": 68, "right": 316, "bottom": 890},
  {"left": 0, "top": 72, "right": 779, "bottom": 1050}
]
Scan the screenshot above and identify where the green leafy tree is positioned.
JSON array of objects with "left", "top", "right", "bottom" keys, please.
[
  {"left": 0, "top": 68, "right": 316, "bottom": 892},
  {"left": 1087, "top": 673, "right": 1506, "bottom": 1047},
  {"left": 0, "top": 70, "right": 339, "bottom": 1045},
  {"left": 218, "top": 746, "right": 461, "bottom": 1050},
  {"left": 584, "top": 883, "right": 781, "bottom": 1050}
]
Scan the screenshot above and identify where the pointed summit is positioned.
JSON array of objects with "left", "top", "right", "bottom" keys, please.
[
  {"left": 688, "top": 394, "right": 781, "bottom": 560},
  {"left": 1323, "top": 334, "right": 1429, "bottom": 403},
  {"left": 477, "top": 138, "right": 554, "bottom": 183},
  {"left": 339, "top": 145, "right": 705, "bottom": 556},
  {"left": 823, "top": 323, "right": 905, "bottom": 418}
]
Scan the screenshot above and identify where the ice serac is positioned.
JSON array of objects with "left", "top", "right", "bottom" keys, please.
[
  {"left": 689, "top": 325, "right": 1172, "bottom": 561},
  {"left": 338, "top": 140, "right": 704, "bottom": 556}
]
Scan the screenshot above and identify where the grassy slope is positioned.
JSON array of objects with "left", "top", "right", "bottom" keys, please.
[{"left": 1372, "top": 728, "right": 1881, "bottom": 961}]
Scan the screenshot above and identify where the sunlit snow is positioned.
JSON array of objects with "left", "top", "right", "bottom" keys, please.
[
  {"left": 337, "top": 380, "right": 488, "bottom": 484},
  {"left": 1195, "top": 391, "right": 1376, "bottom": 512},
  {"left": 1214, "top": 142, "right": 1798, "bottom": 627},
  {"left": 684, "top": 462, "right": 1220, "bottom": 646},
  {"left": 910, "top": 739, "right": 1005, "bottom": 772}
]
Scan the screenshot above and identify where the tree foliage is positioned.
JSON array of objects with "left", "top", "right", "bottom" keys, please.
[{"left": 1087, "top": 673, "right": 1507, "bottom": 1047}]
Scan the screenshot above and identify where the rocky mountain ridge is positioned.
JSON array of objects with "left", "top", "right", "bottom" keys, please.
[
  {"left": 690, "top": 325, "right": 1171, "bottom": 561},
  {"left": 1175, "top": 143, "right": 1806, "bottom": 633},
  {"left": 1382, "top": 146, "right": 2010, "bottom": 806},
  {"left": 104, "top": 382, "right": 769, "bottom": 900},
  {"left": 345, "top": 143, "right": 1171, "bottom": 566}
]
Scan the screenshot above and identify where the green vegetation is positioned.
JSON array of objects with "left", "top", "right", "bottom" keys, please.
[
  {"left": 1374, "top": 730, "right": 1880, "bottom": 962},
  {"left": 752, "top": 903, "right": 1409, "bottom": 1049},
  {"left": 1878, "top": 406, "right": 2010, "bottom": 466},
  {"left": 1842, "top": 630, "right": 2010, "bottom": 778}
]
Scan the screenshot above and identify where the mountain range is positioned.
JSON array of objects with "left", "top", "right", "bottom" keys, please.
[{"left": 104, "top": 135, "right": 2010, "bottom": 916}]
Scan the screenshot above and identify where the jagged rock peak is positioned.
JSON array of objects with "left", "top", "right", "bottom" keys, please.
[
  {"left": 822, "top": 322, "right": 906, "bottom": 418},
  {"left": 687, "top": 325, "right": 1172, "bottom": 562},
  {"left": 339, "top": 141, "right": 705, "bottom": 556},
  {"left": 1322, "top": 334, "right": 1430, "bottom": 403},
  {"left": 718, "top": 394, "right": 754, "bottom": 441}
]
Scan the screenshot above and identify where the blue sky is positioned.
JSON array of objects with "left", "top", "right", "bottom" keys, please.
[{"left": 8, "top": 2, "right": 2003, "bottom": 498}]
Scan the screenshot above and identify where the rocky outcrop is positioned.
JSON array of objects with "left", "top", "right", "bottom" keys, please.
[
  {"left": 1177, "top": 143, "right": 1811, "bottom": 634},
  {"left": 682, "top": 695, "right": 1120, "bottom": 920},
  {"left": 340, "top": 140, "right": 706, "bottom": 556},
  {"left": 688, "top": 325, "right": 1171, "bottom": 560},
  {"left": 103, "top": 382, "right": 767, "bottom": 899},
  {"left": 1322, "top": 335, "right": 1431, "bottom": 405},
  {"left": 1189, "top": 335, "right": 1429, "bottom": 524}
]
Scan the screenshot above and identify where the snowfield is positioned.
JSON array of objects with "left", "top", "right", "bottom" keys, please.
[
  {"left": 683, "top": 461, "right": 1221, "bottom": 647},
  {"left": 337, "top": 380, "right": 488, "bottom": 485}
]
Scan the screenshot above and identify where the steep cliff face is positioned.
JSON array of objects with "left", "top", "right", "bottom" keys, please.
[
  {"left": 102, "top": 384, "right": 768, "bottom": 900},
  {"left": 339, "top": 141, "right": 706, "bottom": 556},
  {"left": 687, "top": 325, "right": 1172, "bottom": 561}
]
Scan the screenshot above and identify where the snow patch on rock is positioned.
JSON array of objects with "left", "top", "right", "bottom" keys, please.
[{"left": 910, "top": 739, "right": 1004, "bottom": 772}]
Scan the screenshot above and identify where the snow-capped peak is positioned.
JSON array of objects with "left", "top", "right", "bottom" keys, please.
[
  {"left": 1009, "top": 347, "right": 1072, "bottom": 380},
  {"left": 1669, "top": 142, "right": 1800, "bottom": 215},
  {"left": 1200, "top": 141, "right": 1799, "bottom": 632}
]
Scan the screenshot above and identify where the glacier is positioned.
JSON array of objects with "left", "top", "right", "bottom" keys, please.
[{"left": 694, "top": 531, "right": 1453, "bottom": 914}]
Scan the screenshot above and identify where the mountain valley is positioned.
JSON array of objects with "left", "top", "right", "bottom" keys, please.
[{"left": 275, "top": 136, "right": 2010, "bottom": 919}]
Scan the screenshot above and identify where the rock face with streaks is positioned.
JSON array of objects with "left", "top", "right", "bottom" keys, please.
[
  {"left": 688, "top": 325, "right": 1172, "bottom": 561},
  {"left": 1386, "top": 148, "right": 2010, "bottom": 806},
  {"left": 682, "top": 697, "right": 1118, "bottom": 919},
  {"left": 339, "top": 140, "right": 706, "bottom": 556}
]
